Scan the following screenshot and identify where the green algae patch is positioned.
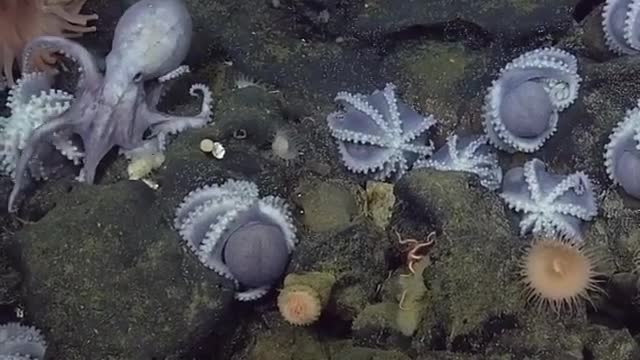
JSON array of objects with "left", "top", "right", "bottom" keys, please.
[
  {"left": 383, "top": 41, "right": 489, "bottom": 134},
  {"left": 18, "top": 181, "right": 233, "bottom": 359},
  {"left": 396, "top": 169, "right": 522, "bottom": 341},
  {"left": 293, "top": 177, "right": 365, "bottom": 233}
]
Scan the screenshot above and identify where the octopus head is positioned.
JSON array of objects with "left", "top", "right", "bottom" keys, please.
[
  {"left": 103, "top": 0, "right": 192, "bottom": 102},
  {"left": 223, "top": 217, "right": 291, "bottom": 288},
  {"left": 501, "top": 81, "right": 554, "bottom": 138},
  {"left": 614, "top": 148, "right": 640, "bottom": 199}
]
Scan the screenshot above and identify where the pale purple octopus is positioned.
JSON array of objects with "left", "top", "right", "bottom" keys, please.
[
  {"left": 483, "top": 48, "right": 580, "bottom": 153},
  {"left": 500, "top": 158, "right": 597, "bottom": 241},
  {"left": 174, "top": 179, "right": 297, "bottom": 301},
  {"left": 7, "top": 0, "right": 213, "bottom": 212},
  {"left": 605, "top": 101, "right": 640, "bottom": 199},
  {"left": 414, "top": 134, "right": 502, "bottom": 190},
  {"left": 602, "top": 0, "right": 640, "bottom": 54},
  {"left": 326, "top": 83, "right": 437, "bottom": 180}
]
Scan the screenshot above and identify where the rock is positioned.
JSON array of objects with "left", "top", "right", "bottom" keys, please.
[
  {"left": 292, "top": 177, "right": 364, "bottom": 233},
  {"left": 583, "top": 325, "right": 640, "bottom": 360},
  {"left": 381, "top": 40, "right": 491, "bottom": 136},
  {"left": 395, "top": 169, "right": 522, "bottom": 344},
  {"left": 17, "top": 181, "right": 233, "bottom": 359},
  {"left": 350, "top": 0, "right": 578, "bottom": 41}
]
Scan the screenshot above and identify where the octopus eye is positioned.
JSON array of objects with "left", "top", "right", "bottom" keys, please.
[{"left": 133, "top": 72, "right": 143, "bottom": 82}]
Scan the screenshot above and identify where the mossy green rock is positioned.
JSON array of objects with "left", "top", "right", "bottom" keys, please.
[
  {"left": 395, "top": 169, "right": 522, "bottom": 341},
  {"left": 382, "top": 40, "right": 490, "bottom": 135},
  {"left": 18, "top": 181, "right": 233, "bottom": 359},
  {"left": 293, "top": 177, "right": 364, "bottom": 233}
]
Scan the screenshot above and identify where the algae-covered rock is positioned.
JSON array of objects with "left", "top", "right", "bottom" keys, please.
[
  {"left": 293, "top": 177, "right": 364, "bottom": 233},
  {"left": 582, "top": 324, "right": 640, "bottom": 360},
  {"left": 232, "top": 313, "right": 329, "bottom": 360},
  {"left": 17, "top": 181, "right": 233, "bottom": 359},
  {"left": 382, "top": 40, "right": 490, "bottom": 135},
  {"left": 395, "top": 169, "right": 522, "bottom": 342},
  {"left": 485, "top": 310, "right": 585, "bottom": 359},
  {"left": 329, "top": 341, "right": 411, "bottom": 360}
]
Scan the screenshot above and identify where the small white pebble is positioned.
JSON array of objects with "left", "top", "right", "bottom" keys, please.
[
  {"left": 211, "top": 142, "right": 226, "bottom": 159},
  {"left": 200, "top": 138, "right": 215, "bottom": 153}
]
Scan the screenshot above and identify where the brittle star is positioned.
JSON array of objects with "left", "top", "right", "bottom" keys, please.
[
  {"left": 396, "top": 230, "right": 436, "bottom": 310},
  {"left": 396, "top": 230, "right": 436, "bottom": 274}
]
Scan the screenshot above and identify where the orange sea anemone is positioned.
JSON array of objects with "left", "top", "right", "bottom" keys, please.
[
  {"left": 0, "top": 0, "right": 97, "bottom": 85},
  {"left": 277, "top": 284, "right": 322, "bottom": 326},
  {"left": 520, "top": 238, "right": 603, "bottom": 313}
]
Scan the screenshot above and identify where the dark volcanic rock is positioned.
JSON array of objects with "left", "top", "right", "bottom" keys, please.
[{"left": 17, "top": 181, "right": 233, "bottom": 359}]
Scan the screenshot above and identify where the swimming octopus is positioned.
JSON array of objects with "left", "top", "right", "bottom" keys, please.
[{"left": 8, "top": 0, "right": 213, "bottom": 211}]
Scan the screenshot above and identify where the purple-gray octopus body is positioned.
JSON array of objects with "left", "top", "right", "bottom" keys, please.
[
  {"left": 605, "top": 100, "right": 640, "bottom": 199},
  {"left": 483, "top": 48, "right": 580, "bottom": 153},
  {"left": 603, "top": 0, "right": 640, "bottom": 54},
  {"left": 174, "top": 179, "right": 297, "bottom": 301},
  {"left": 7, "top": 0, "right": 212, "bottom": 212},
  {"left": 414, "top": 134, "right": 502, "bottom": 190},
  {"left": 326, "top": 83, "right": 437, "bottom": 180},
  {"left": 500, "top": 158, "right": 597, "bottom": 242}
]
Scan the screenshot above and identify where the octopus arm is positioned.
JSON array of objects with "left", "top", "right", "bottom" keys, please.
[
  {"left": 21, "top": 36, "right": 101, "bottom": 88},
  {"left": 8, "top": 114, "right": 72, "bottom": 212},
  {"left": 144, "top": 84, "right": 213, "bottom": 136}
]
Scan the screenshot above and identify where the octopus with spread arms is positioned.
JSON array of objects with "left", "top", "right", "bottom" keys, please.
[{"left": 7, "top": 0, "right": 213, "bottom": 212}]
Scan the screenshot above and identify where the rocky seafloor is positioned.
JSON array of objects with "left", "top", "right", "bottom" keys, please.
[{"left": 1, "top": 0, "right": 640, "bottom": 359}]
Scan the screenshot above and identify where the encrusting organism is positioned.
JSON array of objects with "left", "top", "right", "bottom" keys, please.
[
  {"left": 602, "top": 0, "right": 640, "bottom": 55},
  {"left": 0, "top": 322, "right": 47, "bottom": 359},
  {"left": 520, "top": 237, "right": 603, "bottom": 313},
  {"left": 174, "top": 179, "right": 297, "bottom": 301},
  {"left": 277, "top": 272, "right": 336, "bottom": 326},
  {"left": 0, "top": 0, "right": 97, "bottom": 86},
  {"left": 414, "top": 134, "right": 502, "bottom": 190},
  {"left": 604, "top": 99, "right": 640, "bottom": 199},
  {"left": 483, "top": 47, "right": 580, "bottom": 153},
  {"left": 500, "top": 158, "right": 597, "bottom": 242},
  {"left": 326, "top": 83, "right": 437, "bottom": 180}
]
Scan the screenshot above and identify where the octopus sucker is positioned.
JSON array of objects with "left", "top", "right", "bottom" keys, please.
[
  {"left": 0, "top": 0, "right": 97, "bottom": 86},
  {"left": 483, "top": 47, "right": 580, "bottom": 153},
  {"left": 174, "top": 180, "right": 297, "bottom": 301},
  {"left": 326, "top": 83, "right": 437, "bottom": 180},
  {"left": 604, "top": 100, "right": 640, "bottom": 199},
  {"left": 414, "top": 134, "right": 502, "bottom": 190},
  {"left": 602, "top": 0, "right": 640, "bottom": 54},
  {"left": 8, "top": 0, "right": 213, "bottom": 212},
  {"left": 500, "top": 158, "right": 597, "bottom": 242}
]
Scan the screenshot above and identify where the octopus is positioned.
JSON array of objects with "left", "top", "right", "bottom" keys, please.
[
  {"left": 326, "top": 83, "right": 437, "bottom": 180},
  {"left": 604, "top": 100, "right": 640, "bottom": 199},
  {"left": 174, "top": 179, "right": 298, "bottom": 301},
  {"left": 0, "top": 0, "right": 97, "bottom": 86},
  {"left": 500, "top": 158, "right": 597, "bottom": 242},
  {"left": 0, "top": 322, "right": 47, "bottom": 359},
  {"left": 8, "top": 0, "right": 214, "bottom": 212},
  {"left": 483, "top": 48, "right": 580, "bottom": 153},
  {"left": 414, "top": 134, "right": 502, "bottom": 190},
  {"left": 602, "top": 0, "right": 640, "bottom": 54}
]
